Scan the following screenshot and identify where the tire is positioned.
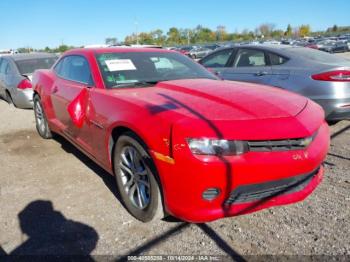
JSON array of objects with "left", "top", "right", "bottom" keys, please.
[
  {"left": 327, "top": 120, "right": 339, "bottom": 126},
  {"left": 5, "top": 91, "right": 13, "bottom": 105},
  {"left": 113, "top": 133, "right": 164, "bottom": 222},
  {"left": 33, "top": 95, "right": 53, "bottom": 139}
]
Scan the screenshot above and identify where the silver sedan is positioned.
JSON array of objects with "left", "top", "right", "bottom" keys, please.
[
  {"left": 0, "top": 53, "right": 57, "bottom": 108},
  {"left": 199, "top": 45, "right": 350, "bottom": 121}
]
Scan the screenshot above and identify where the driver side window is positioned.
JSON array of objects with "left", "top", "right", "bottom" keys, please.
[
  {"left": 0, "top": 59, "right": 9, "bottom": 74},
  {"left": 200, "top": 49, "right": 233, "bottom": 68},
  {"left": 54, "top": 56, "right": 93, "bottom": 85}
]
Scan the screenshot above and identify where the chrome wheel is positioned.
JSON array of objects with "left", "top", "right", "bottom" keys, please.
[
  {"left": 119, "top": 146, "right": 151, "bottom": 209},
  {"left": 35, "top": 100, "right": 46, "bottom": 134},
  {"left": 34, "top": 95, "right": 52, "bottom": 139}
]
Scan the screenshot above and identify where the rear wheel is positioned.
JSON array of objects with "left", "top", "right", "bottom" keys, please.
[
  {"left": 34, "top": 95, "right": 53, "bottom": 139},
  {"left": 113, "top": 133, "right": 164, "bottom": 222},
  {"left": 5, "top": 91, "right": 13, "bottom": 105}
]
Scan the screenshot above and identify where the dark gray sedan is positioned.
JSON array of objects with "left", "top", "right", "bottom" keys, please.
[
  {"left": 0, "top": 53, "right": 57, "bottom": 108},
  {"left": 319, "top": 41, "right": 349, "bottom": 53},
  {"left": 199, "top": 45, "right": 350, "bottom": 121}
]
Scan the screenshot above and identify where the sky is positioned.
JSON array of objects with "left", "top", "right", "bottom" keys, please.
[{"left": 0, "top": 0, "right": 349, "bottom": 49}]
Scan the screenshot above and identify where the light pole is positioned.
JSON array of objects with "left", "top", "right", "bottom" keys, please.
[{"left": 134, "top": 20, "right": 139, "bottom": 45}]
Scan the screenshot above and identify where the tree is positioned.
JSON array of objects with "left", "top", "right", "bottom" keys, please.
[
  {"left": 271, "top": 30, "right": 284, "bottom": 38},
  {"left": 17, "top": 47, "right": 31, "bottom": 53},
  {"left": 285, "top": 24, "right": 292, "bottom": 36},
  {"left": 193, "top": 25, "right": 215, "bottom": 43},
  {"left": 124, "top": 33, "right": 138, "bottom": 45},
  {"left": 216, "top": 25, "right": 228, "bottom": 41},
  {"left": 167, "top": 27, "right": 181, "bottom": 44},
  {"left": 105, "top": 37, "right": 118, "bottom": 45},
  {"left": 299, "top": 24, "right": 311, "bottom": 37},
  {"left": 180, "top": 29, "right": 193, "bottom": 45},
  {"left": 57, "top": 45, "right": 70, "bottom": 53},
  {"left": 150, "top": 29, "right": 165, "bottom": 45},
  {"left": 138, "top": 32, "right": 153, "bottom": 44},
  {"left": 332, "top": 24, "right": 338, "bottom": 32},
  {"left": 258, "top": 23, "right": 275, "bottom": 38}
]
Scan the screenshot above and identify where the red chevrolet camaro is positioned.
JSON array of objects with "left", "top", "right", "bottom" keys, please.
[{"left": 32, "top": 48, "right": 329, "bottom": 222}]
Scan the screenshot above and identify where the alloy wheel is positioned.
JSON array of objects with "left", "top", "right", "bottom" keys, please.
[
  {"left": 35, "top": 100, "right": 46, "bottom": 134},
  {"left": 119, "top": 146, "right": 151, "bottom": 209}
]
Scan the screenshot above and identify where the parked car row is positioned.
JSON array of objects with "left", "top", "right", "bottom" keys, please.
[
  {"left": 168, "top": 44, "right": 222, "bottom": 59},
  {"left": 168, "top": 33, "right": 350, "bottom": 59}
]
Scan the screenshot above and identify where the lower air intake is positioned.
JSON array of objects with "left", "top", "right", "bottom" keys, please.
[{"left": 225, "top": 167, "right": 320, "bottom": 205}]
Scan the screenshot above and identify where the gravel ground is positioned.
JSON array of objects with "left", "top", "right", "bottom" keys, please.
[{"left": 0, "top": 66, "right": 350, "bottom": 260}]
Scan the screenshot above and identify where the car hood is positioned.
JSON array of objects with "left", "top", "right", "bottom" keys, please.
[{"left": 112, "top": 79, "right": 308, "bottom": 121}]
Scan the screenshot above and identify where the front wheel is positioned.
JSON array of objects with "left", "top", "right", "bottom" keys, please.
[
  {"left": 113, "top": 133, "right": 164, "bottom": 222},
  {"left": 33, "top": 95, "right": 53, "bottom": 139}
]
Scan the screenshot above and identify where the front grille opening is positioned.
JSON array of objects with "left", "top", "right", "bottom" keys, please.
[
  {"left": 225, "top": 167, "right": 319, "bottom": 205},
  {"left": 248, "top": 138, "right": 307, "bottom": 152},
  {"left": 246, "top": 132, "right": 317, "bottom": 152}
]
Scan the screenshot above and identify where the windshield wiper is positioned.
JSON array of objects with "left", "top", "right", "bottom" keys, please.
[{"left": 111, "top": 81, "right": 159, "bottom": 88}]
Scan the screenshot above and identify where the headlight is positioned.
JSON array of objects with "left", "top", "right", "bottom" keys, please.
[
  {"left": 187, "top": 138, "right": 248, "bottom": 156},
  {"left": 300, "top": 136, "right": 313, "bottom": 147}
]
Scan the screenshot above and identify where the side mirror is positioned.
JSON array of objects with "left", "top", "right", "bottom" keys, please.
[{"left": 207, "top": 68, "right": 223, "bottom": 80}]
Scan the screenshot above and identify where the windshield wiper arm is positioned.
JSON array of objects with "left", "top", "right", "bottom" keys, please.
[{"left": 111, "top": 81, "right": 159, "bottom": 88}]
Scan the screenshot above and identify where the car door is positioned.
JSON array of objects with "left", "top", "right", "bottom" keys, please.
[
  {"left": 0, "top": 58, "right": 12, "bottom": 97},
  {"left": 223, "top": 48, "right": 272, "bottom": 85},
  {"left": 0, "top": 59, "right": 18, "bottom": 98},
  {"left": 199, "top": 48, "right": 235, "bottom": 77},
  {"left": 267, "top": 51, "right": 290, "bottom": 88},
  {"left": 51, "top": 55, "right": 95, "bottom": 154}
]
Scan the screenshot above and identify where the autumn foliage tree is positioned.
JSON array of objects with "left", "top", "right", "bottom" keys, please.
[{"left": 299, "top": 24, "right": 311, "bottom": 37}]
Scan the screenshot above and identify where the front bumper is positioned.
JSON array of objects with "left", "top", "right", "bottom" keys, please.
[{"left": 152, "top": 122, "right": 329, "bottom": 222}]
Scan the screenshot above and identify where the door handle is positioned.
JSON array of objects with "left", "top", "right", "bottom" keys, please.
[
  {"left": 52, "top": 86, "right": 58, "bottom": 94},
  {"left": 254, "top": 71, "right": 268, "bottom": 76}
]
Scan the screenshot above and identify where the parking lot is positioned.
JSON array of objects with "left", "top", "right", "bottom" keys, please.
[{"left": 0, "top": 57, "right": 350, "bottom": 259}]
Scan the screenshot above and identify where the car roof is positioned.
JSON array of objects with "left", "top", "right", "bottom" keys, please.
[
  {"left": 2, "top": 53, "right": 57, "bottom": 61},
  {"left": 65, "top": 47, "right": 173, "bottom": 56},
  {"left": 238, "top": 44, "right": 302, "bottom": 51},
  {"left": 212, "top": 44, "right": 310, "bottom": 57}
]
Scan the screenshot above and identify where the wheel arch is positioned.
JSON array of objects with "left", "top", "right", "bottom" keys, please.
[
  {"left": 108, "top": 124, "right": 167, "bottom": 212},
  {"left": 33, "top": 90, "right": 40, "bottom": 98}
]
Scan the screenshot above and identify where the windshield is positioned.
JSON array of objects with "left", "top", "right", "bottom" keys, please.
[
  {"left": 95, "top": 51, "right": 217, "bottom": 88},
  {"left": 15, "top": 57, "right": 57, "bottom": 75}
]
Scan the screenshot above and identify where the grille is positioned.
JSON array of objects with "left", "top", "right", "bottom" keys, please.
[
  {"left": 225, "top": 168, "right": 319, "bottom": 205},
  {"left": 247, "top": 138, "right": 310, "bottom": 152}
]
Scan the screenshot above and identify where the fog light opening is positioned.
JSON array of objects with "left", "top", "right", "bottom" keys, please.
[{"left": 202, "top": 188, "right": 221, "bottom": 201}]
